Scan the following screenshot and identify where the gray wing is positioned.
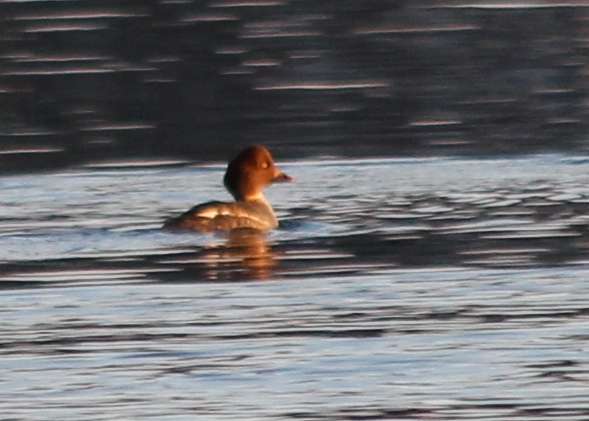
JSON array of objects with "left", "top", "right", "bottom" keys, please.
[{"left": 163, "top": 201, "right": 277, "bottom": 232}]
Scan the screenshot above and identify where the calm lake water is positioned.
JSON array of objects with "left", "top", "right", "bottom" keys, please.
[{"left": 1, "top": 154, "right": 589, "bottom": 420}]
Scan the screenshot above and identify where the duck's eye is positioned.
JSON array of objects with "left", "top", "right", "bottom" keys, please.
[{"left": 261, "top": 162, "right": 269, "bottom": 169}]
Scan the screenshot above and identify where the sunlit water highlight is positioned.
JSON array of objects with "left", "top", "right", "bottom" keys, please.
[{"left": 1, "top": 155, "right": 588, "bottom": 420}]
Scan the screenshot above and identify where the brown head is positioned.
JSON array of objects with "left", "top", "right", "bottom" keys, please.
[{"left": 223, "top": 145, "right": 294, "bottom": 201}]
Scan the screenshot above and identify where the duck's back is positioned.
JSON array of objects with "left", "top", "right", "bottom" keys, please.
[{"left": 163, "top": 200, "right": 278, "bottom": 232}]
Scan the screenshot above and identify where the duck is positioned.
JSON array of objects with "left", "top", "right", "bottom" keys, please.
[{"left": 163, "top": 145, "right": 294, "bottom": 231}]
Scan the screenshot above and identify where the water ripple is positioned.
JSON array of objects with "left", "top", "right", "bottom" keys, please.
[{"left": 1, "top": 155, "right": 589, "bottom": 419}]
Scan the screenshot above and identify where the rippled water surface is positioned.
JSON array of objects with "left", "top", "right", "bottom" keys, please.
[{"left": 1, "top": 155, "right": 589, "bottom": 420}]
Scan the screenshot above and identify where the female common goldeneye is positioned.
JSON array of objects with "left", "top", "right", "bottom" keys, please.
[{"left": 164, "top": 145, "right": 294, "bottom": 231}]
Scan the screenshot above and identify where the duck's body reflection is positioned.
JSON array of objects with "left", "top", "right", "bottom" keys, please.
[{"left": 196, "top": 229, "right": 279, "bottom": 281}]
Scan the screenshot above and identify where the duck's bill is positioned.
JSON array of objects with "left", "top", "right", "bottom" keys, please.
[{"left": 273, "top": 171, "right": 295, "bottom": 182}]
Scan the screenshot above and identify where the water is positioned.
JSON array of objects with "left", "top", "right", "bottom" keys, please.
[
  {"left": 1, "top": 154, "right": 589, "bottom": 420},
  {"left": 3, "top": 1, "right": 589, "bottom": 172}
]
